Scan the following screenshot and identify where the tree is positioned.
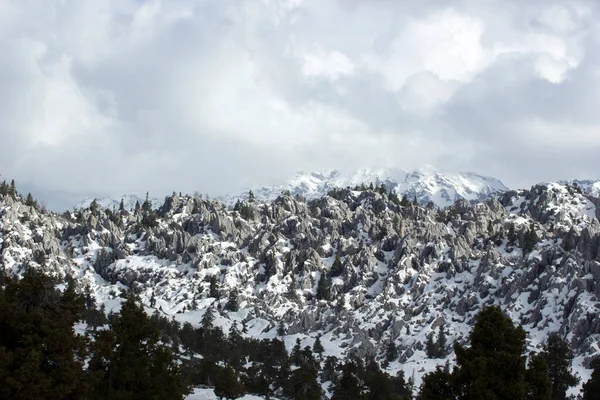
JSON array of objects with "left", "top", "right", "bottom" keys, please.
[
  {"left": 277, "top": 320, "right": 286, "bottom": 337},
  {"left": 453, "top": 305, "right": 528, "bottom": 399},
  {"left": 313, "top": 335, "right": 324, "bottom": 360},
  {"left": 400, "top": 194, "right": 410, "bottom": 207},
  {"left": 523, "top": 222, "right": 539, "bottom": 253},
  {"left": 288, "top": 363, "right": 322, "bottom": 400},
  {"left": 419, "top": 364, "right": 455, "bottom": 400},
  {"left": 332, "top": 362, "right": 364, "bottom": 400},
  {"left": 9, "top": 179, "right": 16, "bottom": 197},
  {"left": 526, "top": 352, "right": 552, "bottom": 400},
  {"left": 542, "top": 333, "right": 579, "bottom": 400},
  {"left": 88, "top": 295, "right": 186, "bottom": 400},
  {"left": 331, "top": 255, "right": 344, "bottom": 277},
  {"left": 214, "top": 366, "right": 245, "bottom": 400},
  {"left": 0, "top": 270, "right": 88, "bottom": 399},
  {"left": 119, "top": 199, "right": 125, "bottom": 212},
  {"left": 385, "top": 340, "right": 398, "bottom": 363},
  {"left": 316, "top": 273, "right": 330, "bottom": 301},
  {"left": 201, "top": 308, "right": 214, "bottom": 330},
  {"left": 582, "top": 357, "right": 600, "bottom": 400},
  {"left": 248, "top": 190, "right": 255, "bottom": 202},
  {"left": 209, "top": 275, "right": 219, "bottom": 299},
  {"left": 142, "top": 192, "right": 152, "bottom": 212},
  {"left": 225, "top": 290, "right": 239, "bottom": 312},
  {"left": 25, "top": 193, "right": 35, "bottom": 207}
]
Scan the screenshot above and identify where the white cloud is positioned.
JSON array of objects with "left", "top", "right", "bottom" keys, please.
[{"left": 0, "top": 0, "right": 599, "bottom": 209}]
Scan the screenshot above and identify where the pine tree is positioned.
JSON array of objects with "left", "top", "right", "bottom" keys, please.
[
  {"left": 214, "top": 366, "right": 245, "bottom": 400},
  {"left": 313, "top": 335, "right": 324, "bottom": 360},
  {"left": 316, "top": 273, "right": 330, "bottom": 301},
  {"left": 142, "top": 192, "right": 152, "bottom": 212},
  {"left": 0, "top": 270, "right": 88, "bottom": 399},
  {"left": 201, "top": 308, "right": 215, "bottom": 330},
  {"left": 332, "top": 362, "right": 364, "bottom": 400},
  {"left": 25, "top": 193, "right": 35, "bottom": 207},
  {"left": 419, "top": 364, "right": 455, "bottom": 400},
  {"left": 453, "top": 305, "right": 528, "bottom": 399},
  {"left": 209, "top": 275, "right": 219, "bottom": 299},
  {"left": 582, "top": 357, "right": 600, "bottom": 400},
  {"left": 248, "top": 190, "right": 255, "bottom": 202},
  {"left": 386, "top": 340, "right": 398, "bottom": 363},
  {"left": 119, "top": 199, "right": 125, "bottom": 212},
  {"left": 288, "top": 363, "right": 322, "bottom": 400},
  {"left": 400, "top": 194, "right": 410, "bottom": 207},
  {"left": 225, "top": 289, "right": 239, "bottom": 312},
  {"left": 277, "top": 320, "right": 286, "bottom": 337},
  {"left": 331, "top": 255, "right": 344, "bottom": 277},
  {"left": 9, "top": 179, "right": 16, "bottom": 197},
  {"left": 542, "top": 333, "right": 579, "bottom": 400},
  {"left": 88, "top": 295, "right": 186, "bottom": 400},
  {"left": 526, "top": 352, "right": 552, "bottom": 400}
]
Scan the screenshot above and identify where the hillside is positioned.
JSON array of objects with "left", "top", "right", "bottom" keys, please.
[{"left": 1, "top": 179, "right": 599, "bottom": 396}]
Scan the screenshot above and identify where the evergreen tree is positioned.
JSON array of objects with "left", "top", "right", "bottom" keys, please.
[
  {"left": 214, "top": 366, "right": 245, "bottom": 400},
  {"left": 523, "top": 222, "right": 539, "bottom": 253},
  {"left": 277, "top": 320, "right": 286, "bottom": 337},
  {"left": 142, "top": 192, "right": 152, "bottom": 212},
  {"left": 453, "top": 305, "right": 528, "bottom": 399},
  {"left": 9, "top": 179, "right": 16, "bottom": 197},
  {"left": 313, "top": 335, "right": 324, "bottom": 360},
  {"left": 331, "top": 255, "right": 344, "bottom": 277},
  {"left": 134, "top": 200, "right": 141, "bottom": 214},
  {"left": 209, "top": 275, "right": 219, "bottom": 299},
  {"left": 288, "top": 363, "right": 322, "bottom": 400},
  {"left": 25, "top": 193, "right": 35, "bottom": 207},
  {"left": 316, "top": 273, "right": 330, "bottom": 301},
  {"left": 542, "top": 333, "right": 579, "bottom": 400},
  {"left": 225, "top": 289, "right": 239, "bottom": 312},
  {"left": 526, "top": 352, "right": 552, "bottom": 400},
  {"left": 90, "top": 198, "right": 99, "bottom": 215},
  {"left": 419, "top": 364, "right": 455, "bottom": 400},
  {"left": 291, "top": 338, "right": 303, "bottom": 366},
  {"left": 248, "top": 190, "right": 255, "bottom": 202},
  {"left": 582, "top": 357, "right": 600, "bottom": 400},
  {"left": 88, "top": 295, "right": 186, "bottom": 400},
  {"left": 400, "top": 194, "right": 410, "bottom": 207},
  {"left": 386, "top": 340, "right": 398, "bottom": 363},
  {"left": 119, "top": 199, "right": 125, "bottom": 212},
  {"left": 0, "top": 180, "right": 7, "bottom": 197},
  {"left": 0, "top": 270, "right": 88, "bottom": 399},
  {"left": 332, "top": 362, "right": 365, "bottom": 400},
  {"left": 437, "top": 323, "right": 448, "bottom": 358},
  {"left": 413, "top": 196, "right": 419, "bottom": 206},
  {"left": 201, "top": 308, "right": 215, "bottom": 330}
]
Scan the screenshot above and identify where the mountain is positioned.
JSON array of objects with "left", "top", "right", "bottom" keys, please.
[
  {"left": 2, "top": 179, "right": 599, "bottom": 396},
  {"left": 562, "top": 179, "right": 600, "bottom": 197},
  {"left": 220, "top": 166, "right": 509, "bottom": 208},
  {"left": 73, "top": 194, "right": 162, "bottom": 211}
]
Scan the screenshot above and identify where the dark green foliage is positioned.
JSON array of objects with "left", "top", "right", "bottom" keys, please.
[
  {"left": 0, "top": 270, "right": 87, "bottom": 399},
  {"left": 9, "top": 179, "right": 17, "bottom": 197},
  {"left": 453, "top": 305, "right": 528, "bottom": 399},
  {"left": 313, "top": 335, "right": 324, "bottom": 359},
  {"left": 88, "top": 295, "right": 186, "bottom": 400},
  {"left": 389, "top": 189, "right": 401, "bottom": 205},
  {"left": 386, "top": 340, "right": 398, "bottom": 363},
  {"left": 277, "top": 320, "right": 286, "bottom": 336},
  {"left": 330, "top": 255, "right": 344, "bottom": 277},
  {"left": 542, "top": 333, "right": 579, "bottom": 400},
  {"left": 316, "top": 273, "right": 330, "bottom": 301},
  {"left": 142, "top": 192, "right": 152, "bottom": 212},
  {"left": 225, "top": 289, "right": 239, "bottom": 312},
  {"left": 332, "top": 362, "right": 365, "bottom": 400},
  {"left": 90, "top": 198, "right": 99, "bottom": 215},
  {"left": 400, "top": 194, "right": 410, "bottom": 207},
  {"left": 25, "top": 193, "right": 36, "bottom": 207},
  {"left": 419, "top": 364, "right": 455, "bottom": 400},
  {"left": 426, "top": 323, "right": 447, "bottom": 359},
  {"left": 288, "top": 363, "right": 322, "bottom": 400},
  {"left": 201, "top": 308, "right": 215, "bottom": 330},
  {"left": 209, "top": 275, "right": 219, "bottom": 298},
  {"left": 523, "top": 222, "right": 539, "bottom": 253},
  {"left": 248, "top": 190, "right": 255, "bottom": 202},
  {"left": 214, "top": 366, "right": 245, "bottom": 400},
  {"left": 582, "top": 358, "right": 600, "bottom": 399},
  {"left": 525, "top": 352, "right": 552, "bottom": 400},
  {"left": 0, "top": 180, "right": 8, "bottom": 197}
]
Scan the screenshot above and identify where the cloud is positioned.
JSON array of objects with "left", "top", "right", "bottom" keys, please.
[{"left": 0, "top": 0, "right": 599, "bottom": 210}]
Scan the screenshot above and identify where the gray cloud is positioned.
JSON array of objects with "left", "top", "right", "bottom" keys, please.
[{"left": 0, "top": 0, "right": 599, "bottom": 210}]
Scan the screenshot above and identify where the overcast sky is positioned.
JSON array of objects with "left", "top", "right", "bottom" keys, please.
[{"left": 1, "top": 0, "right": 599, "bottom": 210}]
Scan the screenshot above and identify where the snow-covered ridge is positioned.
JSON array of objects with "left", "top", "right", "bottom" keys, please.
[
  {"left": 220, "top": 166, "right": 509, "bottom": 208},
  {"left": 74, "top": 194, "right": 162, "bottom": 212}
]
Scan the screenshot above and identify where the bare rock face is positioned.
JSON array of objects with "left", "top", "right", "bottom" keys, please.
[{"left": 1, "top": 182, "right": 600, "bottom": 380}]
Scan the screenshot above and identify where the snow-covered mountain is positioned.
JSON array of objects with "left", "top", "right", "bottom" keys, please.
[
  {"left": 73, "top": 194, "right": 162, "bottom": 211},
  {"left": 221, "top": 166, "right": 509, "bottom": 208},
  {"left": 561, "top": 179, "right": 600, "bottom": 197},
  {"left": 2, "top": 178, "right": 599, "bottom": 395}
]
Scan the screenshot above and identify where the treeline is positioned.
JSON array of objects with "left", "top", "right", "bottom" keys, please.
[{"left": 2, "top": 269, "right": 600, "bottom": 400}]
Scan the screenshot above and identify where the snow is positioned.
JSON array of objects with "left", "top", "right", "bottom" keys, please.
[{"left": 186, "top": 388, "right": 268, "bottom": 400}]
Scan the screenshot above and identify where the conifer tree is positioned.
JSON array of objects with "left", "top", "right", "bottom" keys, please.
[
  {"left": 400, "top": 194, "right": 410, "bottom": 207},
  {"left": 453, "top": 305, "right": 528, "bottom": 399},
  {"left": 214, "top": 366, "right": 245, "bottom": 400},
  {"left": 582, "top": 357, "right": 600, "bottom": 400},
  {"left": 316, "top": 273, "right": 330, "bottom": 301},
  {"left": 419, "top": 364, "right": 455, "bottom": 400},
  {"left": 313, "top": 335, "right": 324, "bottom": 360},
  {"left": 525, "top": 352, "right": 552, "bottom": 400},
  {"left": 9, "top": 179, "right": 16, "bottom": 197},
  {"left": 332, "top": 362, "right": 364, "bottom": 400},
  {"left": 209, "top": 275, "right": 219, "bottom": 299},
  {"left": 225, "top": 289, "right": 239, "bottom": 312},
  {"left": 331, "top": 255, "right": 344, "bottom": 277},
  {"left": 25, "top": 193, "right": 35, "bottom": 207},
  {"left": 542, "top": 333, "right": 579, "bottom": 400}
]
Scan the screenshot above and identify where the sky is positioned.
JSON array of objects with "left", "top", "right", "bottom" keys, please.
[{"left": 1, "top": 0, "right": 600, "bottom": 210}]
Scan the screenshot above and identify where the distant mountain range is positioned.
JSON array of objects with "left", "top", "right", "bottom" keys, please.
[
  {"left": 74, "top": 194, "right": 162, "bottom": 212},
  {"left": 219, "top": 166, "right": 509, "bottom": 208}
]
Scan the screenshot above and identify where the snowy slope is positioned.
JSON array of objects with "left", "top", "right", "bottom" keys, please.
[
  {"left": 2, "top": 180, "right": 599, "bottom": 396},
  {"left": 562, "top": 179, "right": 600, "bottom": 197},
  {"left": 220, "top": 166, "right": 508, "bottom": 208},
  {"left": 73, "top": 194, "right": 162, "bottom": 211}
]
